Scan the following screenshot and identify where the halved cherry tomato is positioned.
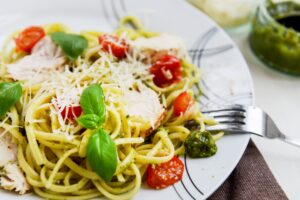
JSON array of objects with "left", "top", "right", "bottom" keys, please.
[
  {"left": 61, "top": 105, "right": 82, "bottom": 121},
  {"left": 149, "top": 55, "right": 181, "bottom": 88},
  {"left": 173, "top": 92, "right": 192, "bottom": 117},
  {"left": 15, "top": 26, "right": 45, "bottom": 53},
  {"left": 98, "top": 34, "right": 129, "bottom": 59},
  {"left": 147, "top": 156, "right": 184, "bottom": 189}
]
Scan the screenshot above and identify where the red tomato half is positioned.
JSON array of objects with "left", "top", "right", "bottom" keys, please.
[
  {"left": 61, "top": 105, "right": 82, "bottom": 121},
  {"left": 98, "top": 34, "right": 129, "bottom": 59},
  {"left": 149, "top": 55, "right": 181, "bottom": 88},
  {"left": 15, "top": 26, "right": 45, "bottom": 53},
  {"left": 173, "top": 92, "right": 192, "bottom": 117},
  {"left": 147, "top": 156, "right": 184, "bottom": 189}
]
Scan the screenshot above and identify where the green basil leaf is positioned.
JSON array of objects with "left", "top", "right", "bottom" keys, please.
[
  {"left": 0, "top": 82, "right": 22, "bottom": 118},
  {"left": 87, "top": 129, "right": 117, "bottom": 181},
  {"left": 51, "top": 32, "right": 88, "bottom": 60},
  {"left": 80, "top": 84, "right": 105, "bottom": 124},
  {"left": 78, "top": 114, "right": 101, "bottom": 129}
]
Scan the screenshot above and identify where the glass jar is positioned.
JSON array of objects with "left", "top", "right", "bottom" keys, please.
[
  {"left": 249, "top": 1, "right": 300, "bottom": 75},
  {"left": 188, "top": 0, "right": 259, "bottom": 28}
]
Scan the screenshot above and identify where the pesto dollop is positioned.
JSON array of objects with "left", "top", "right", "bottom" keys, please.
[{"left": 184, "top": 131, "right": 217, "bottom": 158}]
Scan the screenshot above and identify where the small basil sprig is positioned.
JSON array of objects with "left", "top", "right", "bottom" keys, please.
[
  {"left": 51, "top": 32, "right": 88, "bottom": 60},
  {"left": 87, "top": 128, "right": 117, "bottom": 181},
  {"left": 0, "top": 82, "right": 22, "bottom": 118},
  {"left": 78, "top": 84, "right": 106, "bottom": 128},
  {"left": 78, "top": 84, "right": 117, "bottom": 182},
  {"left": 78, "top": 114, "right": 102, "bottom": 129}
]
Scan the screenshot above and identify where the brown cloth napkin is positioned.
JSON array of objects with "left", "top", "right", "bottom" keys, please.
[{"left": 208, "top": 140, "right": 288, "bottom": 200}]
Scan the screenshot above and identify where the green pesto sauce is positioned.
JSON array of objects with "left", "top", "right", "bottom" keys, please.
[
  {"left": 184, "top": 131, "right": 217, "bottom": 158},
  {"left": 249, "top": 1, "right": 300, "bottom": 75}
]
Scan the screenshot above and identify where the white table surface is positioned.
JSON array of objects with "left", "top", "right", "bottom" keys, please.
[{"left": 227, "top": 27, "right": 300, "bottom": 200}]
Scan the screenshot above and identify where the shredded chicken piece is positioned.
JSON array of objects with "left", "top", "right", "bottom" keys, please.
[
  {"left": 131, "top": 34, "right": 188, "bottom": 62},
  {"left": 0, "top": 134, "right": 17, "bottom": 166},
  {"left": 124, "top": 84, "right": 165, "bottom": 135},
  {"left": 0, "top": 131, "right": 30, "bottom": 194},
  {"left": 0, "top": 163, "right": 30, "bottom": 195},
  {"left": 7, "top": 36, "right": 65, "bottom": 83}
]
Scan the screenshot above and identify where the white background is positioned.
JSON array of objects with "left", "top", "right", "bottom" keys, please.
[{"left": 228, "top": 28, "right": 300, "bottom": 200}]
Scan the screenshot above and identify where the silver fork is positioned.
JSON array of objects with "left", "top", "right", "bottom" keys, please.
[{"left": 202, "top": 104, "right": 300, "bottom": 147}]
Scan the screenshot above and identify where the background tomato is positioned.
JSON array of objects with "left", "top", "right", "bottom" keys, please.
[
  {"left": 150, "top": 55, "right": 181, "bottom": 88},
  {"left": 15, "top": 26, "right": 45, "bottom": 53},
  {"left": 98, "top": 34, "right": 129, "bottom": 59},
  {"left": 173, "top": 91, "right": 192, "bottom": 117}
]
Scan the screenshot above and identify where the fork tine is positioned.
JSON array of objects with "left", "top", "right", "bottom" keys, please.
[
  {"left": 206, "top": 124, "right": 244, "bottom": 132},
  {"left": 202, "top": 104, "right": 246, "bottom": 114},
  {"left": 203, "top": 105, "right": 248, "bottom": 132},
  {"left": 215, "top": 117, "right": 245, "bottom": 124},
  {"left": 206, "top": 110, "right": 245, "bottom": 118},
  {"left": 203, "top": 110, "right": 246, "bottom": 124}
]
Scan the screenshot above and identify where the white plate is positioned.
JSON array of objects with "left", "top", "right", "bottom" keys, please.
[{"left": 0, "top": 0, "right": 254, "bottom": 199}]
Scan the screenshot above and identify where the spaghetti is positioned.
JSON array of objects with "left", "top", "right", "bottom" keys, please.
[{"left": 0, "top": 16, "right": 223, "bottom": 199}]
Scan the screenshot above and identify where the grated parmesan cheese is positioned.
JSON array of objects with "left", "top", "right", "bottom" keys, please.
[{"left": 21, "top": 33, "right": 187, "bottom": 138}]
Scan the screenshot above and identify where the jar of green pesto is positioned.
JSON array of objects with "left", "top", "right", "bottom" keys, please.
[{"left": 249, "top": 1, "right": 300, "bottom": 75}]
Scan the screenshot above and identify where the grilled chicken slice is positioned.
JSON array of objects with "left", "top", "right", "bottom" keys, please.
[
  {"left": 131, "top": 34, "right": 188, "bottom": 62},
  {"left": 124, "top": 85, "right": 165, "bottom": 137},
  {"left": 7, "top": 36, "right": 65, "bottom": 83},
  {"left": 0, "top": 132, "right": 30, "bottom": 194},
  {"left": 0, "top": 163, "right": 30, "bottom": 195},
  {"left": 0, "top": 134, "right": 17, "bottom": 167}
]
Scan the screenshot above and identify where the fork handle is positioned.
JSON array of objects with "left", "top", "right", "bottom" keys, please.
[{"left": 279, "top": 135, "right": 300, "bottom": 148}]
